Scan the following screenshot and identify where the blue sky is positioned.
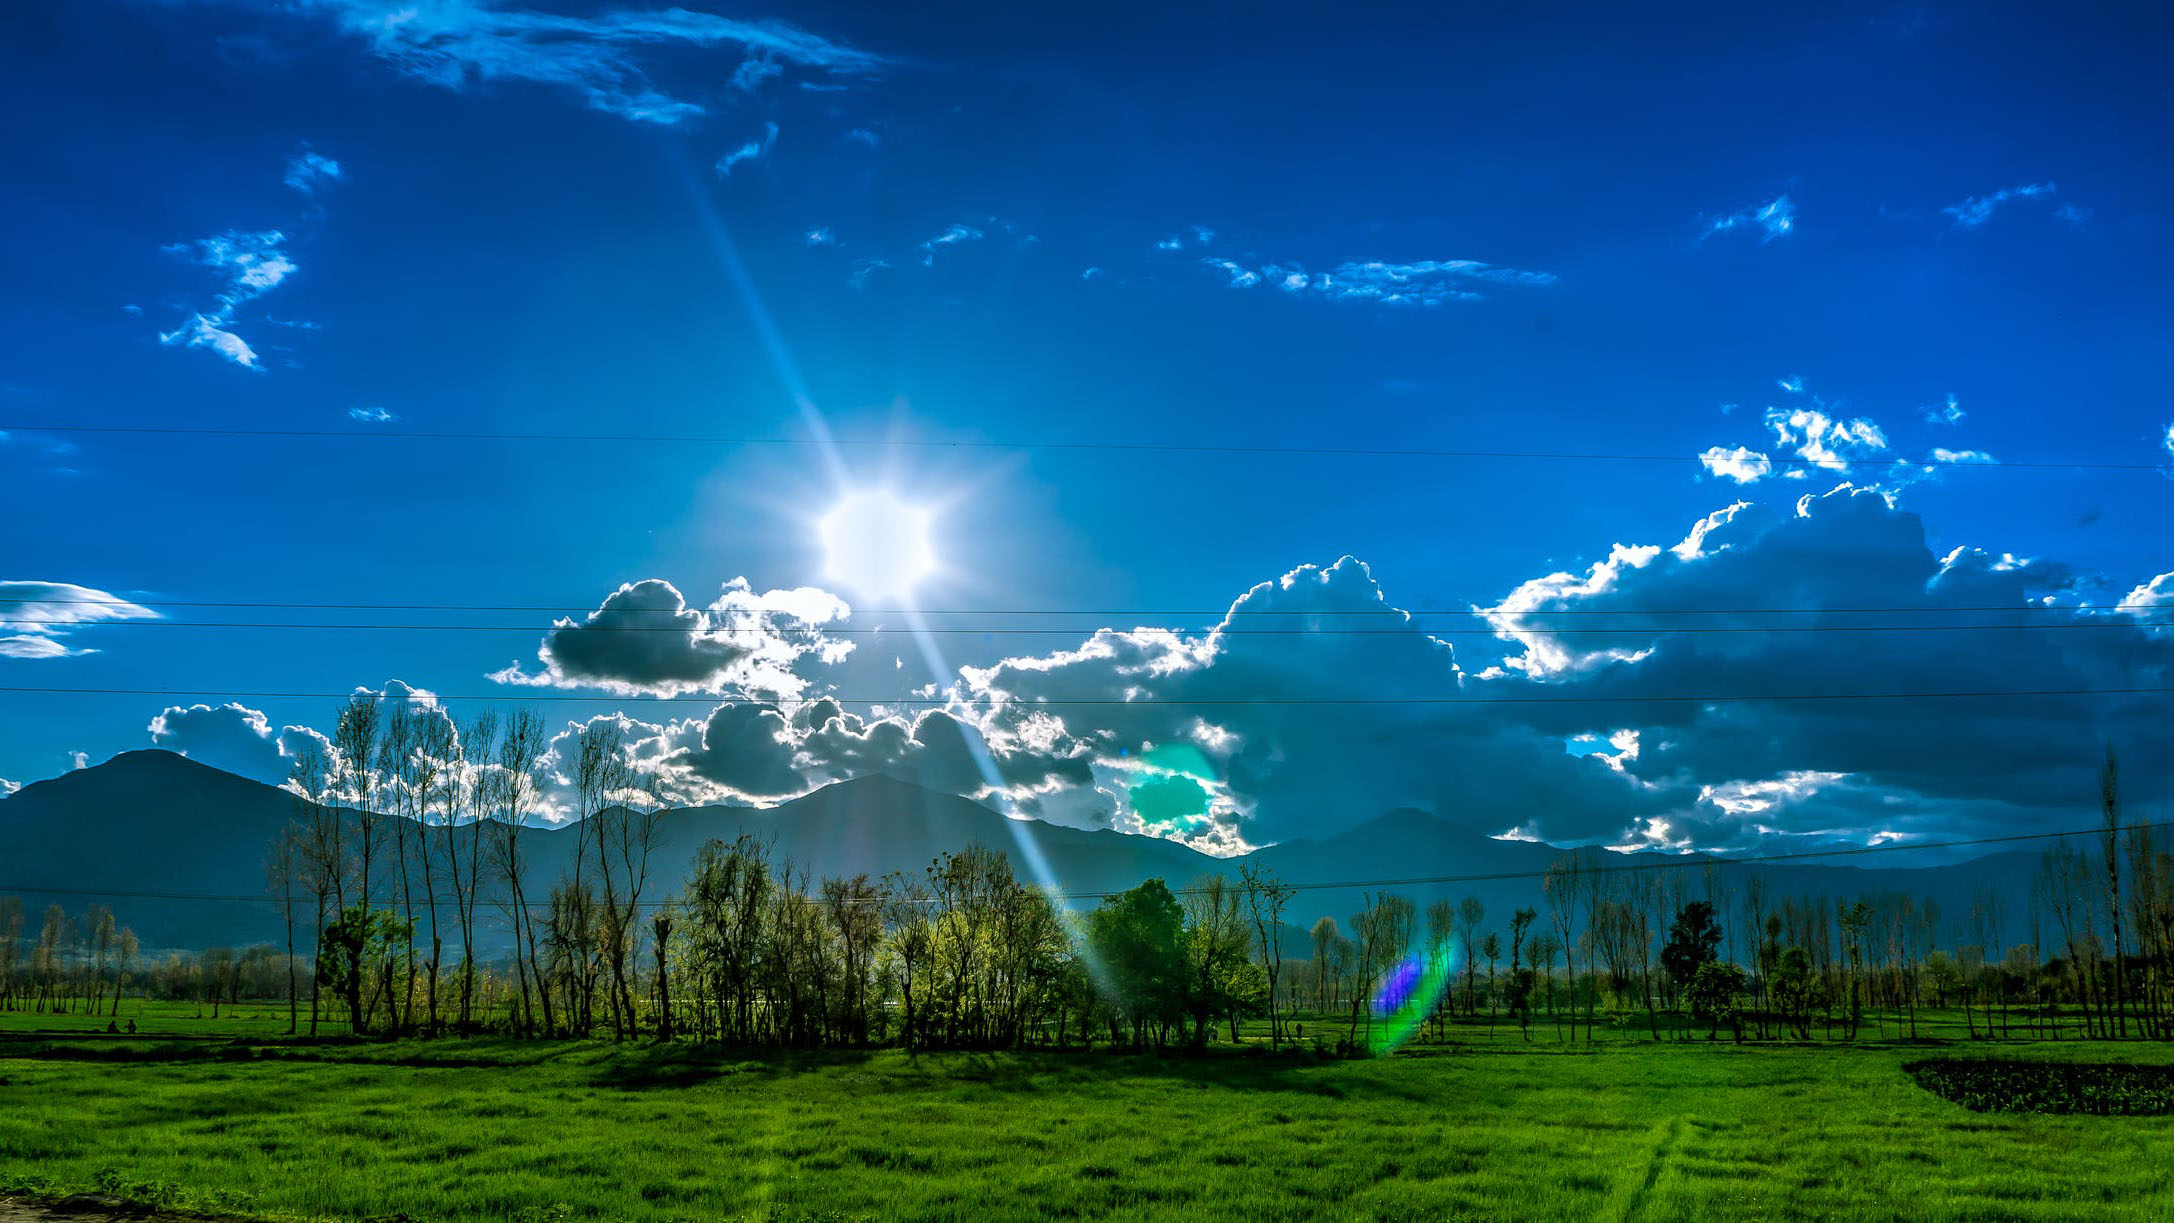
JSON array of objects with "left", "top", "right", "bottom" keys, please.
[{"left": 3, "top": 1, "right": 2172, "bottom": 855}]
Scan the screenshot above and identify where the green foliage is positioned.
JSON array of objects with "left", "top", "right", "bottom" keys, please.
[
  {"left": 1660, "top": 901, "right": 1722, "bottom": 990},
  {"left": 1086, "top": 879, "right": 1186, "bottom": 1044},
  {"left": 1906, "top": 1059, "right": 2174, "bottom": 1115},
  {"left": 1688, "top": 961, "right": 1746, "bottom": 1039}
]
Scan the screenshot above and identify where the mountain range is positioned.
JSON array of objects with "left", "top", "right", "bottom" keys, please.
[{"left": 0, "top": 750, "right": 2041, "bottom": 952}]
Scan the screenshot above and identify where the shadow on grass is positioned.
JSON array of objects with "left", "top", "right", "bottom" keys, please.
[{"left": 585, "top": 1043, "right": 883, "bottom": 1090}]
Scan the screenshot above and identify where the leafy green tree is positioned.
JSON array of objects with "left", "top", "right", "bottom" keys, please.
[
  {"left": 1661, "top": 901, "right": 1723, "bottom": 1035},
  {"left": 318, "top": 905, "right": 410, "bottom": 1033},
  {"left": 1924, "top": 950, "right": 1961, "bottom": 1008},
  {"left": 1771, "top": 945, "right": 1814, "bottom": 1039},
  {"left": 1688, "top": 961, "right": 1746, "bottom": 1041},
  {"left": 1087, "top": 879, "right": 1186, "bottom": 1048},
  {"left": 1505, "top": 908, "right": 1538, "bottom": 1038}
]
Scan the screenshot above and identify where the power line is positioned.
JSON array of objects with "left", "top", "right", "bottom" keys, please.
[
  {"left": 4, "top": 684, "right": 2169, "bottom": 707},
  {"left": 0, "top": 621, "right": 2165, "bottom": 642},
  {"left": 2, "top": 421, "right": 2162, "bottom": 472},
  {"left": 4, "top": 819, "right": 2165, "bottom": 909},
  {"left": 5, "top": 617, "right": 2172, "bottom": 638},
  {"left": 7, "top": 595, "right": 2169, "bottom": 617}
]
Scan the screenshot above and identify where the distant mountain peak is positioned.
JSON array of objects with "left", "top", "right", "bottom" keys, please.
[{"left": 21, "top": 747, "right": 243, "bottom": 795}]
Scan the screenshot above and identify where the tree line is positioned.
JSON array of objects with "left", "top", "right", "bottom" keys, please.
[{"left": 9, "top": 703, "right": 2170, "bottom": 1051}]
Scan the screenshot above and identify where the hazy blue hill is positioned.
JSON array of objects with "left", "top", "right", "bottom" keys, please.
[
  {"left": 0, "top": 750, "right": 303, "bottom": 949},
  {"left": 0, "top": 751, "right": 2050, "bottom": 952},
  {"left": 609, "top": 771, "right": 1217, "bottom": 895},
  {"left": 0, "top": 752, "right": 1217, "bottom": 950}
]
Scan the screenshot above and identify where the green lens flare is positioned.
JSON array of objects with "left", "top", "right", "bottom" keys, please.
[{"left": 1366, "top": 945, "right": 1456, "bottom": 1056}]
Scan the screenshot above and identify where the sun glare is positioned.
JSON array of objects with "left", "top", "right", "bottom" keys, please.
[{"left": 819, "top": 489, "right": 936, "bottom": 600}]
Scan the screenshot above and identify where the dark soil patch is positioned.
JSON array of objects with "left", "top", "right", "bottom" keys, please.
[{"left": 1905, "top": 1058, "right": 2174, "bottom": 1115}]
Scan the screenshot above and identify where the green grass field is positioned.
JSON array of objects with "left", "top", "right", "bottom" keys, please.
[{"left": 4, "top": 1004, "right": 2172, "bottom": 1222}]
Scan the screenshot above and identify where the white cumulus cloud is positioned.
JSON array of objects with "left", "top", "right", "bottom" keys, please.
[{"left": 1699, "top": 445, "right": 1773, "bottom": 484}]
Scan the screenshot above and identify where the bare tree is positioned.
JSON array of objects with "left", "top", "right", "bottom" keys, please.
[
  {"left": 1544, "top": 854, "right": 1584, "bottom": 1041},
  {"left": 2101, "top": 747, "right": 2129, "bottom": 1037},
  {"left": 574, "top": 720, "right": 664, "bottom": 1039},
  {"left": 1456, "top": 895, "right": 1484, "bottom": 1018},
  {"left": 381, "top": 700, "right": 456, "bottom": 1033},
  {"left": 288, "top": 738, "right": 341, "bottom": 1035},
  {"left": 487, "top": 710, "right": 549, "bottom": 1034},
  {"left": 112, "top": 927, "right": 137, "bottom": 1018},
  {"left": 1347, "top": 891, "right": 1414, "bottom": 1048},
  {"left": 2040, "top": 842, "right": 2095, "bottom": 1037},
  {"left": 821, "top": 874, "right": 882, "bottom": 1045},
  {"left": 1179, "top": 874, "right": 1246, "bottom": 1049},
  {"left": 1309, "top": 916, "right": 1340, "bottom": 1013},
  {"left": 268, "top": 826, "right": 302, "bottom": 1034},
  {"left": 883, "top": 871, "right": 933, "bottom": 1051},
  {"left": 1238, "top": 861, "right": 1295, "bottom": 1048},
  {"left": 330, "top": 694, "right": 382, "bottom": 1030},
  {"left": 449, "top": 711, "right": 498, "bottom": 1030}
]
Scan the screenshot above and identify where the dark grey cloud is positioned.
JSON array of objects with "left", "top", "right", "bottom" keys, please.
[
  {"left": 1482, "top": 485, "right": 2174, "bottom": 825},
  {"left": 949, "top": 556, "right": 1673, "bottom": 849},
  {"left": 673, "top": 703, "right": 805, "bottom": 800},
  {"left": 492, "top": 578, "right": 850, "bottom": 698}
]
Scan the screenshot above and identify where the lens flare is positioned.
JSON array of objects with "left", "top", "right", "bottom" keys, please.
[{"left": 1367, "top": 945, "right": 1456, "bottom": 1056}]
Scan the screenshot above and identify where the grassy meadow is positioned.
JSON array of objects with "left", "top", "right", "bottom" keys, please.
[{"left": 3, "top": 1004, "right": 2173, "bottom": 1222}]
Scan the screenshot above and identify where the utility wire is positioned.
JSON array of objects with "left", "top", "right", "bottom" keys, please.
[
  {"left": 3, "top": 618, "right": 2169, "bottom": 637},
  {"left": 3, "top": 684, "right": 2169, "bottom": 707},
  {"left": 4, "top": 819, "right": 2165, "bottom": 908},
  {"left": 1, "top": 421, "right": 2161, "bottom": 472},
  {"left": 8, "top": 596, "right": 2169, "bottom": 617}
]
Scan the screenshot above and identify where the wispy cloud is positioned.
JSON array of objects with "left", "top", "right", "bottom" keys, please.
[
  {"left": 1703, "top": 194, "right": 1796, "bottom": 241},
  {"left": 848, "top": 257, "right": 891, "bottom": 289},
  {"left": 157, "top": 229, "right": 297, "bottom": 370},
  {"left": 1924, "top": 393, "right": 1963, "bottom": 426},
  {"left": 290, "top": 0, "right": 883, "bottom": 125},
  {"left": 0, "top": 581, "right": 158, "bottom": 659},
  {"left": 282, "top": 149, "right": 342, "bottom": 194},
  {"left": 1943, "top": 182, "right": 2056, "bottom": 228},
  {"left": 1202, "top": 257, "right": 1259, "bottom": 288},
  {"left": 715, "top": 121, "right": 779, "bottom": 176},
  {"left": 919, "top": 223, "right": 985, "bottom": 267},
  {"left": 348, "top": 406, "right": 396, "bottom": 423},
  {"left": 730, "top": 53, "right": 781, "bottom": 93},
  {"left": 1196, "top": 257, "right": 1555, "bottom": 307},
  {"left": 1155, "top": 225, "right": 1215, "bottom": 252},
  {"left": 804, "top": 226, "right": 838, "bottom": 247}
]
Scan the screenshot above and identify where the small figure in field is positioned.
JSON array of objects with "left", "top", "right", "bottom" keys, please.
[
  {"left": 107, "top": 1021, "right": 118, "bottom": 1034},
  {"left": 125, "top": 1019, "right": 137, "bottom": 1034}
]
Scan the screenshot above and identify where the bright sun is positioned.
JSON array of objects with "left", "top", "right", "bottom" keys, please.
[{"left": 819, "top": 490, "right": 936, "bottom": 600}]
